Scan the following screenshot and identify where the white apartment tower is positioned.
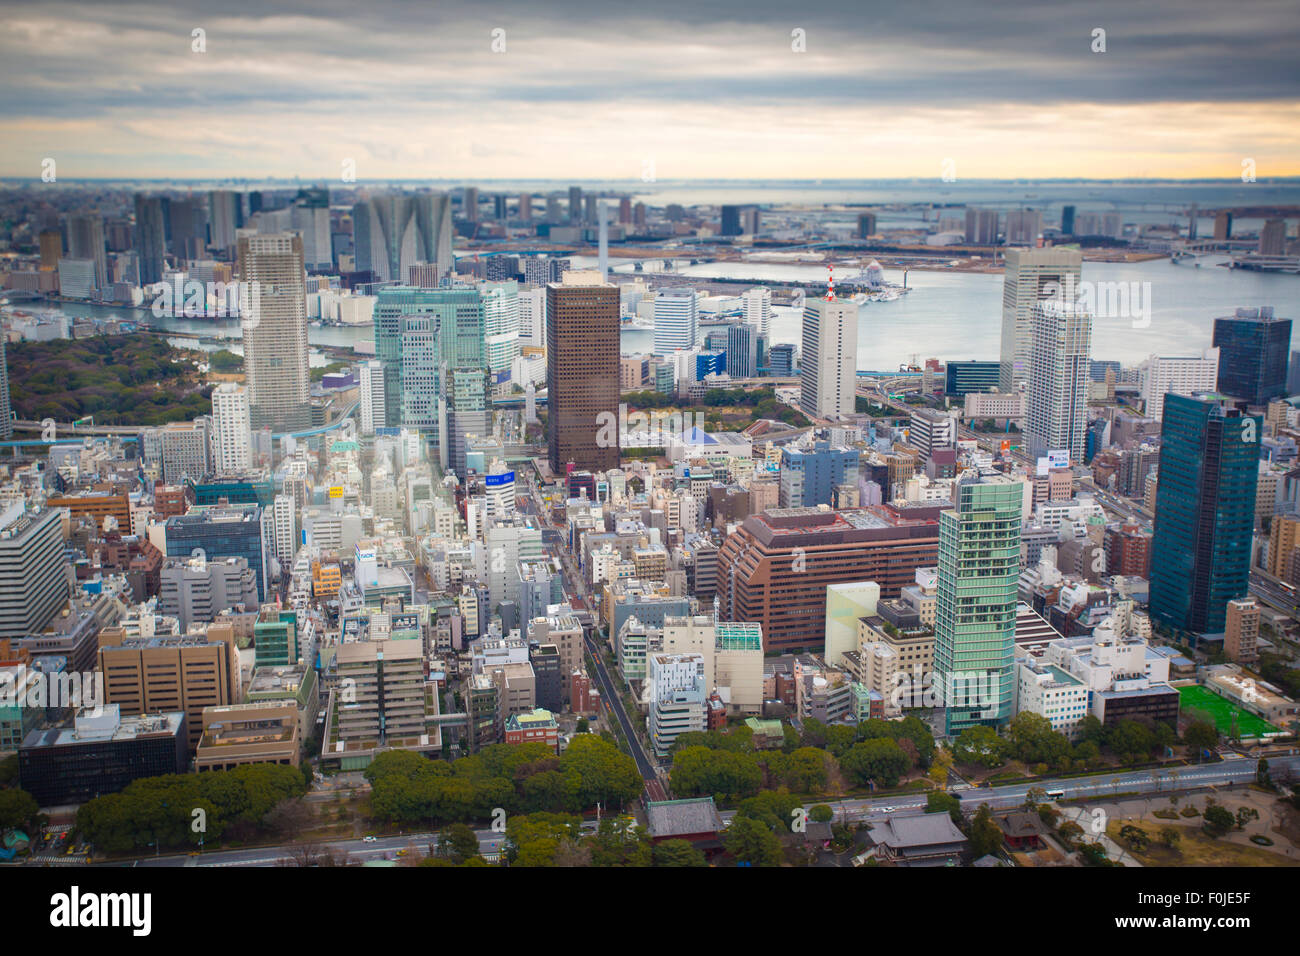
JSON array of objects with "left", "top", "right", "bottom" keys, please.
[
  {"left": 358, "top": 360, "right": 386, "bottom": 436},
  {"left": 653, "top": 287, "right": 698, "bottom": 357},
  {"left": 741, "top": 287, "right": 772, "bottom": 337},
  {"left": 1138, "top": 348, "right": 1220, "bottom": 422},
  {"left": 238, "top": 232, "right": 310, "bottom": 434},
  {"left": 210, "top": 382, "right": 252, "bottom": 473},
  {"left": 1026, "top": 299, "right": 1093, "bottom": 464},
  {"left": 799, "top": 294, "right": 858, "bottom": 420},
  {"left": 999, "top": 247, "right": 1083, "bottom": 393}
]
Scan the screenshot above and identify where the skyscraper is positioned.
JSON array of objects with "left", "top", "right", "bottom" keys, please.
[
  {"left": 1138, "top": 349, "right": 1220, "bottom": 422},
  {"left": 67, "top": 214, "right": 107, "bottom": 291},
  {"left": 1149, "top": 393, "right": 1261, "bottom": 637},
  {"left": 1060, "top": 205, "right": 1076, "bottom": 236},
  {"left": 352, "top": 192, "right": 453, "bottom": 284},
  {"left": 1004, "top": 209, "right": 1043, "bottom": 245},
  {"left": 652, "top": 288, "right": 698, "bottom": 357},
  {"left": 358, "top": 359, "right": 385, "bottom": 436},
  {"left": 0, "top": 336, "right": 11, "bottom": 440},
  {"left": 481, "top": 280, "right": 521, "bottom": 390},
  {"left": 208, "top": 190, "right": 243, "bottom": 254},
  {"left": 568, "top": 186, "right": 582, "bottom": 223},
  {"left": 0, "top": 504, "right": 69, "bottom": 639},
  {"left": 998, "top": 246, "right": 1083, "bottom": 392},
  {"left": 933, "top": 474, "right": 1023, "bottom": 735},
  {"left": 725, "top": 322, "right": 757, "bottom": 379},
  {"left": 547, "top": 272, "right": 619, "bottom": 473},
  {"left": 741, "top": 286, "right": 772, "bottom": 337},
  {"left": 238, "top": 232, "right": 310, "bottom": 433},
  {"left": 1212, "top": 307, "right": 1292, "bottom": 405},
  {"left": 1025, "top": 299, "right": 1092, "bottom": 463},
  {"left": 133, "top": 193, "right": 168, "bottom": 286},
  {"left": 372, "top": 286, "right": 484, "bottom": 434},
  {"left": 799, "top": 294, "right": 858, "bottom": 420},
  {"left": 211, "top": 383, "right": 252, "bottom": 474}
]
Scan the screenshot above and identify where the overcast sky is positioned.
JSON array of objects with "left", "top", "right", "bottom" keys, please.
[{"left": 2, "top": 0, "right": 1297, "bottom": 180}]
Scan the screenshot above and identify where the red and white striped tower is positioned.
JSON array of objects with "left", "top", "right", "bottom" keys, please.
[{"left": 825, "top": 262, "right": 836, "bottom": 301}]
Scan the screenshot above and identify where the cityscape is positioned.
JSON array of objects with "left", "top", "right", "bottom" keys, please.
[{"left": 1, "top": 0, "right": 1299, "bottom": 931}]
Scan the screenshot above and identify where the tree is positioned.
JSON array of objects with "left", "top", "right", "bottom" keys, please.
[
  {"left": 951, "top": 725, "right": 1005, "bottom": 768},
  {"left": 723, "top": 816, "right": 783, "bottom": 867},
  {"left": 925, "top": 791, "right": 962, "bottom": 823},
  {"left": 1256, "top": 757, "right": 1271, "bottom": 788},
  {"left": 1158, "top": 826, "right": 1181, "bottom": 849},
  {"left": 1056, "top": 821, "right": 1084, "bottom": 849},
  {"left": 1022, "top": 787, "right": 1047, "bottom": 812},
  {"left": 1202, "top": 804, "right": 1235, "bottom": 837},
  {"left": 1118, "top": 824, "right": 1149, "bottom": 851},
  {"left": 1235, "top": 807, "right": 1259, "bottom": 830},
  {"left": 652, "top": 839, "right": 707, "bottom": 867},
  {"left": 437, "top": 823, "right": 482, "bottom": 863},
  {"left": 968, "top": 804, "right": 1004, "bottom": 858},
  {"left": 840, "top": 739, "right": 910, "bottom": 789},
  {"left": 1182, "top": 720, "right": 1218, "bottom": 758},
  {"left": 575, "top": 718, "right": 590, "bottom": 734},
  {"left": 0, "top": 788, "right": 39, "bottom": 831}
]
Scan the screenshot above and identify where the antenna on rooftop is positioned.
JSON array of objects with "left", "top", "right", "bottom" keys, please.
[{"left": 825, "top": 262, "right": 835, "bottom": 301}]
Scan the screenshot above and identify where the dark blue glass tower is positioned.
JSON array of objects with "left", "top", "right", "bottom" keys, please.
[
  {"left": 1212, "top": 307, "right": 1291, "bottom": 406},
  {"left": 1149, "top": 393, "right": 1260, "bottom": 639}
]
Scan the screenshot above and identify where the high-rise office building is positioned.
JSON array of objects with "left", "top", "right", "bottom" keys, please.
[
  {"left": 210, "top": 383, "right": 252, "bottom": 474},
  {"left": 568, "top": 186, "right": 582, "bottom": 223},
  {"left": 768, "top": 343, "right": 797, "bottom": 377},
  {"left": 133, "top": 194, "right": 168, "bottom": 285},
  {"left": 1060, "top": 205, "right": 1076, "bottom": 235},
  {"left": 358, "top": 359, "right": 385, "bottom": 436},
  {"left": 720, "top": 204, "right": 760, "bottom": 236},
  {"left": 799, "top": 294, "right": 858, "bottom": 420},
  {"left": 1259, "top": 219, "right": 1287, "bottom": 256},
  {"left": 1214, "top": 211, "right": 1233, "bottom": 240},
  {"left": 1149, "top": 393, "right": 1260, "bottom": 637},
  {"left": 1025, "top": 299, "right": 1092, "bottom": 463},
  {"left": 933, "top": 474, "right": 1023, "bottom": 735},
  {"left": 653, "top": 288, "right": 698, "bottom": 357},
  {"left": 1138, "top": 349, "right": 1220, "bottom": 422},
  {"left": 964, "top": 208, "right": 999, "bottom": 244},
  {"left": 741, "top": 286, "right": 771, "bottom": 337},
  {"left": 352, "top": 192, "right": 453, "bottom": 284},
  {"left": 726, "top": 323, "right": 757, "bottom": 379},
  {"left": 1004, "top": 209, "right": 1043, "bottom": 245},
  {"left": 66, "top": 214, "right": 107, "bottom": 291},
  {"left": 0, "top": 505, "right": 69, "bottom": 639},
  {"left": 546, "top": 272, "right": 619, "bottom": 473},
  {"left": 482, "top": 280, "right": 521, "bottom": 389},
  {"left": 0, "top": 336, "right": 11, "bottom": 440},
  {"left": 208, "top": 190, "right": 243, "bottom": 254},
  {"left": 463, "top": 186, "right": 479, "bottom": 223},
  {"left": 857, "top": 212, "right": 877, "bottom": 239},
  {"left": 1212, "top": 307, "right": 1292, "bottom": 406},
  {"left": 238, "top": 232, "right": 310, "bottom": 433},
  {"left": 373, "top": 286, "right": 484, "bottom": 438},
  {"left": 168, "top": 197, "right": 208, "bottom": 260},
  {"left": 998, "top": 246, "right": 1083, "bottom": 392}
]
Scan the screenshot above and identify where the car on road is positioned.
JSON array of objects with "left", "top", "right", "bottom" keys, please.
[
  {"left": 880, "top": 806, "right": 897, "bottom": 813},
  {"left": 363, "top": 836, "right": 378, "bottom": 843}
]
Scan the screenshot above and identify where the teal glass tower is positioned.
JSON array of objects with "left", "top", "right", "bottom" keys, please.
[{"left": 934, "top": 473, "right": 1023, "bottom": 735}]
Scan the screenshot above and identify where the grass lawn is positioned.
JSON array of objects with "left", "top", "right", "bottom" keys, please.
[
  {"left": 1107, "top": 820, "right": 1298, "bottom": 867},
  {"left": 1177, "top": 685, "right": 1279, "bottom": 738}
]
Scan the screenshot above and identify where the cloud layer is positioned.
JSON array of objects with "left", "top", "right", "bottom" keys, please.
[{"left": 3, "top": 0, "right": 1298, "bottom": 179}]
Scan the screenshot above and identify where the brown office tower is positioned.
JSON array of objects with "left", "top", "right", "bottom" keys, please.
[
  {"left": 716, "top": 504, "right": 943, "bottom": 653},
  {"left": 547, "top": 272, "right": 620, "bottom": 473}
]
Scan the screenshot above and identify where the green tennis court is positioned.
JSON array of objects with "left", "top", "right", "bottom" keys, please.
[{"left": 1178, "top": 685, "right": 1279, "bottom": 738}]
